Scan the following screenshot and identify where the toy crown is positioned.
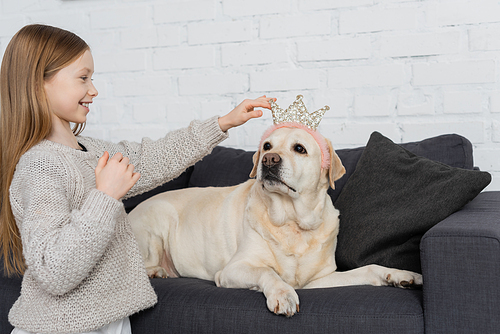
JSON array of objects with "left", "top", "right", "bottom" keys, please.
[{"left": 269, "top": 95, "right": 329, "bottom": 131}]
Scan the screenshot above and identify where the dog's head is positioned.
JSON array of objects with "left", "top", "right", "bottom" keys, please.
[{"left": 249, "top": 125, "right": 345, "bottom": 197}]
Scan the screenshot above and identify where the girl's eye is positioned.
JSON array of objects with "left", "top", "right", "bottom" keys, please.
[
  {"left": 263, "top": 142, "right": 272, "bottom": 151},
  {"left": 294, "top": 144, "right": 307, "bottom": 154},
  {"left": 81, "top": 76, "right": 88, "bottom": 81}
]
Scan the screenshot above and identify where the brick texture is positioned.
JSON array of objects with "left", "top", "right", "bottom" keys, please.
[{"left": 0, "top": 0, "right": 498, "bottom": 190}]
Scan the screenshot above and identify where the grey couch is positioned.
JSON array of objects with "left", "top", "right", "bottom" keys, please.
[{"left": 1, "top": 133, "right": 498, "bottom": 334}]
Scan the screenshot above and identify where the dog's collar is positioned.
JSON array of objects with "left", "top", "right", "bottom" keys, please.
[{"left": 259, "top": 122, "right": 331, "bottom": 170}]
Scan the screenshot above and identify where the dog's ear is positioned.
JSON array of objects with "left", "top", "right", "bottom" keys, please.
[
  {"left": 249, "top": 150, "right": 261, "bottom": 178},
  {"left": 326, "top": 138, "right": 346, "bottom": 189}
]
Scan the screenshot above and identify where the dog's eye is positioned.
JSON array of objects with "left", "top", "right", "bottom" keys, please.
[
  {"left": 294, "top": 144, "right": 307, "bottom": 154},
  {"left": 263, "top": 142, "right": 272, "bottom": 151}
]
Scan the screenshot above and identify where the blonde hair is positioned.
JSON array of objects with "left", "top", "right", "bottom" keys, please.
[{"left": 0, "top": 24, "right": 89, "bottom": 276}]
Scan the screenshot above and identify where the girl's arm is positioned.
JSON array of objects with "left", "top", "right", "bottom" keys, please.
[
  {"left": 79, "top": 116, "right": 227, "bottom": 199},
  {"left": 79, "top": 96, "right": 273, "bottom": 199},
  {"left": 10, "top": 153, "right": 123, "bottom": 295}
]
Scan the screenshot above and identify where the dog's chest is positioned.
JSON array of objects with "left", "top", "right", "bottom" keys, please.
[
  {"left": 270, "top": 223, "right": 315, "bottom": 255},
  {"left": 263, "top": 222, "right": 333, "bottom": 287}
]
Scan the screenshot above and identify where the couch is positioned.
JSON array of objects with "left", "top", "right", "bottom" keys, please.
[{"left": 1, "top": 132, "right": 499, "bottom": 334}]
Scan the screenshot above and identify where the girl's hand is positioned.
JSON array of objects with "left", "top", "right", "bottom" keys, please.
[
  {"left": 95, "top": 151, "right": 141, "bottom": 200},
  {"left": 218, "top": 95, "right": 275, "bottom": 132}
]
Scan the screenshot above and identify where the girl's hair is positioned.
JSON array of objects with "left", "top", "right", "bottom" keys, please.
[{"left": 0, "top": 24, "right": 89, "bottom": 276}]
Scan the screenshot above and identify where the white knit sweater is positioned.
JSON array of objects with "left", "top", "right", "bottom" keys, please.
[{"left": 8, "top": 117, "right": 228, "bottom": 334}]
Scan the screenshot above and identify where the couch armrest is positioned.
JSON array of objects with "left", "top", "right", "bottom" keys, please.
[{"left": 420, "top": 191, "right": 500, "bottom": 334}]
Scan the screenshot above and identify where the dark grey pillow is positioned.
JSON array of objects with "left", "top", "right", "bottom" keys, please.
[
  {"left": 334, "top": 132, "right": 491, "bottom": 274},
  {"left": 329, "top": 133, "right": 475, "bottom": 204}
]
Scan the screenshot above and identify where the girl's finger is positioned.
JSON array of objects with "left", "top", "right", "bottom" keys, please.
[
  {"left": 110, "top": 152, "right": 124, "bottom": 162},
  {"left": 131, "top": 172, "right": 141, "bottom": 185},
  {"left": 95, "top": 151, "right": 109, "bottom": 174},
  {"left": 249, "top": 109, "right": 263, "bottom": 118},
  {"left": 121, "top": 156, "right": 130, "bottom": 166},
  {"left": 248, "top": 101, "right": 272, "bottom": 110}
]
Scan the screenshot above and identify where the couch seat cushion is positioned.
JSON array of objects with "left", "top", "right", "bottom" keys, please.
[{"left": 130, "top": 277, "right": 424, "bottom": 334}]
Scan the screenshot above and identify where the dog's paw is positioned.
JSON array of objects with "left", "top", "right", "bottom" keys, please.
[
  {"left": 266, "top": 284, "right": 300, "bottom": 317},
  {"left": 385, "top": 270, "right": 423, "bottom": 289},
  {"left": 146, "top": 266, "right": 169, "bottom": 278}
]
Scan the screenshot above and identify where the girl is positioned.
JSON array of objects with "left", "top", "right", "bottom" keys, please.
[{"left": 0, "top": 24, "right": 274, "bottom": 334}]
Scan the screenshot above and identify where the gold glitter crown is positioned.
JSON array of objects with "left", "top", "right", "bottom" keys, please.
[{"left": 270, "top": 95, "right": 329, "bottom": 131}]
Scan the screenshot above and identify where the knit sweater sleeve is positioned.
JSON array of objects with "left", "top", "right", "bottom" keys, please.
[
  {"left": 78, "top": 116, "right": 228, "bottom": 199},
  {"left": 9, "top": 151, "right": 124, "bottom": 296}
]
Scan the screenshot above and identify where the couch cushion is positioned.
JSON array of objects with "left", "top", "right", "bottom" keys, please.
[
  {"left": 123, "top": 167, "right": 193, "bottom": 213},
  {"left": 334, "top": 132, "right": 491, "bottom": 274},
  {"left": 130, "top": 277, "right": 424, "bottom": 334},
  {"left": 188, "top": 146, "right": 255, "bottom": 188}
]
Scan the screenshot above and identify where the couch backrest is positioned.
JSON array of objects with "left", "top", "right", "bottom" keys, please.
[{"left": 124, "top": 133, "right": 473, "bottom": 212}]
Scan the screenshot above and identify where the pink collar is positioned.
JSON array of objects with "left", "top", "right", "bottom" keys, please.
[{"left": 259, "top": 122, "right": 331, "bottom": 170}]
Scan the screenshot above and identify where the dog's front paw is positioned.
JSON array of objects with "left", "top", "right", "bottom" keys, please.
[
  {"left": 385, "top": 270, "right": 423, "bottom": 288},
  {"left": 266, "top": 284, "right": 300, "bottom": 317},
  {"left": 146, "top": 266, "right": 169, "bottom": 278}
]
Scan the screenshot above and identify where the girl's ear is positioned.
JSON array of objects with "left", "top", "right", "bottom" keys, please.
[
  {"left": 249, "top": 150, "right": 261, "bottom": 178},
  {"left": 326, "top": 138, "right": 346, "bottom": 189}
]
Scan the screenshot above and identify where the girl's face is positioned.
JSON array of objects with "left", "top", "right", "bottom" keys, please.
[{"left": 44, "top": 50, "right": 98, "bottom": 126}]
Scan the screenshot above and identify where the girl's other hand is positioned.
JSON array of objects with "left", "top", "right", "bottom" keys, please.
[
  {"left": 95, "top": 151, "right": 141, "bottom": 200},
  {"left": 218, "top": 95, "right": 276, "bottom": 132}
]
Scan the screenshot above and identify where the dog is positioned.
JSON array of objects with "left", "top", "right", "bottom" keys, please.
[{"left": 128, "top": 125, "right": 423, "bottom": 317}]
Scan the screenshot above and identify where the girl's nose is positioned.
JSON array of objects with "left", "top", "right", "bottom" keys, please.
[{"left": 89, "top": 81, "right": 98, "bottom": 98}]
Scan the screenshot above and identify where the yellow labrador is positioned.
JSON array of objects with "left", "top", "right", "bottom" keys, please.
[{"left": 128, "top": 126, "right": 423, "bottom": 317}]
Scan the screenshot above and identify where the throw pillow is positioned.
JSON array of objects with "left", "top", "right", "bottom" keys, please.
[
  {"left": 329, "top": 133, "right": 475, "bottom": 204},
  {"left": 334, "top": 132, "right": 491, "bottom": 274}
]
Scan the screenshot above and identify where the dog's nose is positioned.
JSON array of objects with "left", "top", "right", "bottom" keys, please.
[{"left": 262, "top": 153, "right": 281, "bottom": 168}]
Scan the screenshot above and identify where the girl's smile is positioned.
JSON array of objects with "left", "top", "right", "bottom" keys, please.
[{"left": 80, "top": 101, "right": 92, "bottom": 112}]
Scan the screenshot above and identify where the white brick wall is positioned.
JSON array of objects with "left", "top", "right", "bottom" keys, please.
[
  {"left": 412, "top": 60, "right": 496, "bottom": 86},
  {"left": 339, "top": 7, "right": 420, "bottom": 34},
  {"left": 0, "top": 0, "right": 498, "bottom": 191},
  {"left": 329, "top": 64, "right": 407, "bottom": 88},
  {"left": 154, "top": 1, "right": 216, "bottom": 23}
]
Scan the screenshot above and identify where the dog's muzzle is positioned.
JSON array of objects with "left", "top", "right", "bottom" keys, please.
[
  {"left": 260, "top": 153, "right": 296, "bottom": 193},
  {"left": 261, "top": 153, "right": 282, "bottom": 180}
]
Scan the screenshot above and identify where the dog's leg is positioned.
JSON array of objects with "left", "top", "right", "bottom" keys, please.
[
  {"left": 304, "top": 264, "right": 423, "bottom": 289},
  {"left": 140, "top": 234, "right": 170, "bottom": 278},
  {"left": 215, "top": 263, "right": 300, "bottom": 317},
  {"left": 130, "top": 211, "right": 174, "bottom": 279}
]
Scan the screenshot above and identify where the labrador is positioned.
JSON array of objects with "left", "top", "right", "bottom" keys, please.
[{"left": 128, "top": 126, "right": 423, "bottom": 317}]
